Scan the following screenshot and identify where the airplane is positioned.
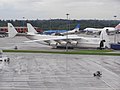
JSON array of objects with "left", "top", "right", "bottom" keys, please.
[
  {"left": 57, "top": 24, "right": 80, "bottom": 35},
  {"left": 115, "top": 23, "right": 120, "bottom": 33},
  {"left": 84, "top": 23, "right": 120, "bottom": 35},
  {"left": 43, "top": 30, "right": 67, "bottom": 35},
  {"left": 42, "top": 24, "right": 80, "bottom": 35},
  {"left": 8, "top": 23, "right": 110, "bottom": 49}
]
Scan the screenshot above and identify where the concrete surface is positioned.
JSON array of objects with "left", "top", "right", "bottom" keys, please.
[
  {"left": 0, "top": 53, "right": 120, "bottom": 90},
  {"left": 0, "top": 33, "right": 120, "bottom": 90}
]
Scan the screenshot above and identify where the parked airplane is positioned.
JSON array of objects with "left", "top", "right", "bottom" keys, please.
[
  {"left": 84, "top": 23, "right": 120, "bottom": 34},
  {"left": 8, "top": 23, "right": 110, "bottom": 49},
  {"left": 43, "top": 30, "right": 67, "bottom": 35},
  {"left": 115, "top": 23, "right": 120, "bottom": 32},
  {"left": 58, "top": 24, "right": 80, "bottom": 35},
  {"left": 42, "top": 24, "right": 80, "bottom": 35}
]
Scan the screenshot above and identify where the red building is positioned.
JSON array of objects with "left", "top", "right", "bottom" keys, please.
[{"left": 0, "top": 27, "right": 43, "bottom": 33}]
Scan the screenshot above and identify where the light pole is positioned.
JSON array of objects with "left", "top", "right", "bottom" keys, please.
[
  {"left": 66, "top": 13, "right": 70, "bottom": 52},
  {"left": 22, "top": 17, "right": 25, "bottom": 33},
  {"left": 49, "top": 18, "right": 52, "bottom": 30},
  {"left": 23, "top": 17, "right": 25, "bottom": 26},
  {"left": 65, "top": 14, "right": 70, "bottom": 75},
  {"left": 114, "top": 15, "right": 117, "bottom": 43}
]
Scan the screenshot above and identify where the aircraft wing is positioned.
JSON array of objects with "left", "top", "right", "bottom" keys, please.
[{"left": 24, "top": 35, "right": 82, "bottom": 43}]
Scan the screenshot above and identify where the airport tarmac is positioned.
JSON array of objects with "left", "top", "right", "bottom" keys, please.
[
  {"left": 0, "top": 36, "right": 60, "bottom": 51},
  {"left": 0, "top": 53, "right": 120, "bottom": 90},
  {"left": 0, "top": 34, "right": 120, "bottom": 90}
]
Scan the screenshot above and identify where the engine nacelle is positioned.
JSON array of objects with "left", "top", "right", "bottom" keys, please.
[
  {"left": 59, "top": 41, "right": 67, "bottom": 46},
  {"left": 70, "top": 41, "right": 78, "bottom": 46},
  {"left": 46, "top": 40, "right": 57, "bottom": 46},
  {"left": 49, "top": 41, "right": 57, "bottom": 46},
  {"left": 50, "top": 42, "right": 57, "bottom": 46}
]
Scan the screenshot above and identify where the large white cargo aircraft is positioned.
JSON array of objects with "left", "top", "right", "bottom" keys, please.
[
  {"left": 84, "top": 23, "right": 120, "bottom": 34},
  {"left": 8, "top": 23, "right": 110, "bottom": 49}
]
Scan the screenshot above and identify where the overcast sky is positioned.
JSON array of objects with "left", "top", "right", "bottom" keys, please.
[{"left": 0, "top": 0, "right": 120, "bottom": 20}]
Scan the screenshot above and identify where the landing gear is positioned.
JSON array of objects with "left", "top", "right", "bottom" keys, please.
[{"left": 56, "top": 46, "right": 74, "bottom": 49}]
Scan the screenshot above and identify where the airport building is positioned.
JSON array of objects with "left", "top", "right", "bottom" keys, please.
[
  {"left": 0, "top": 27, "right": 43, "bottom": 33},
  {"left": 0, "top": 27, "right": 43, "bottom": 37}
]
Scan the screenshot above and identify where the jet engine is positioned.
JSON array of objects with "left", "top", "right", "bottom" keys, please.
[
  {"left": 70, "top": 41, "right": 78, "bottom": 46},
  {"left": 45, "top": 40, "right": 58, "bottom": 46},
  {"left": 58, "top": 41, "right": 67, "bottom": 46},
  {"left": 50, "top": 41, "right": 58, "bottom": 46}
]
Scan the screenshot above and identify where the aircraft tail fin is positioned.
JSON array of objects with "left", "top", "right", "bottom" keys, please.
[
  {"left": 27, "top": 23, "right": 37, "bottom": 34},
  {"left": 100, "top": 29, "right": 110, "bottom": 48},
  {"left": 75, "top": 24, "right": 80, "bottom": 30},
  {"left": 8, "top": 23, "right": 18, "bottom": 38},
  {"left": 115, "top": 23, "right": 120, "bottom": 31},
  {"left": 61, "top": 24, "right": 80, "bottom": 35},
  {"left": 72, "top": 24, "right": 80, "bottom": 32}
]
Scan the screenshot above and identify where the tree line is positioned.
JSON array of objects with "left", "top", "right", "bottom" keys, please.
[{"left": 0, "top": 19, "right": 120, "bottom": 31}]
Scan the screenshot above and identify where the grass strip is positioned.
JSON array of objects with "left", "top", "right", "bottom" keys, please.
[{"left": 3, "top": 49, "right": 120, "bottom": 56}]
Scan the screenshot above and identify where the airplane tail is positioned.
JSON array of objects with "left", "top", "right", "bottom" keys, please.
[
  {"left": 8, "top": 23, "right": 18, "bottom": 38},
  {"left": 27, "top": 23, "right": 37, "bottom": 34},
  {"left": 115, "top": 23, "right": 120, "bottom": 31},
  {"left": 75, "top": 24, "right": 80, "bottom": 30},
  {"left": 100, "top": 29, "right": 110, "bottom": 48},
  {"left": 72, "top": 24, "right": 80, "bottom": 32},
  {"left": 61, "top": 24, "right": 80, "bottom": 35}
]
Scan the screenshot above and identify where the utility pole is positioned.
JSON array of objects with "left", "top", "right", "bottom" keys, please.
[
  {"left": 22, "top": 17, "right": 25, "bottom": 33},
  {"left": 23, "top": 17, "right": 25, "bottom": 26},
  {"left": 49, "top": 18, "right": 52, "bottom": 30},
  {"left": 114, "top": 15, "right": 117, "bottom": 43},
  {"left": 66, "top": 13, "right": 70, "bottom": 52}
]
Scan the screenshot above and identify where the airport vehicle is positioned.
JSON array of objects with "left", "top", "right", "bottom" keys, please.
[
  {"left": 0, "top": 50, "right": 10, "bottom": 69},
  {"left": 8, "top": 23, "right": 110, "bottom": 49},
  {"left": 84, "top": 23, "right": 120, "bottom": 34},
  {"left": 0, "top": 55, "right": 10, "bottom": 62},
  {"left": 110, "top": 43, "right": 120, "bottom": 50},
  {"left": 0, "top": 34, "right": 5, "bottom": 38},
  {"left": 0, "top": 56, "right": 10, "bottom": 70},
  {"left": 93, "top": 71, "right": 102, "bottom": 77}
]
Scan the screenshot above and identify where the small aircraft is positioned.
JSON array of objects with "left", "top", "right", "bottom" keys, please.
[
  {"left": 8, "top": 23, "right": 110, "bottom": 49},
  {"left": 84, "top": 23, "right": 120, "bottom": 34}
]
